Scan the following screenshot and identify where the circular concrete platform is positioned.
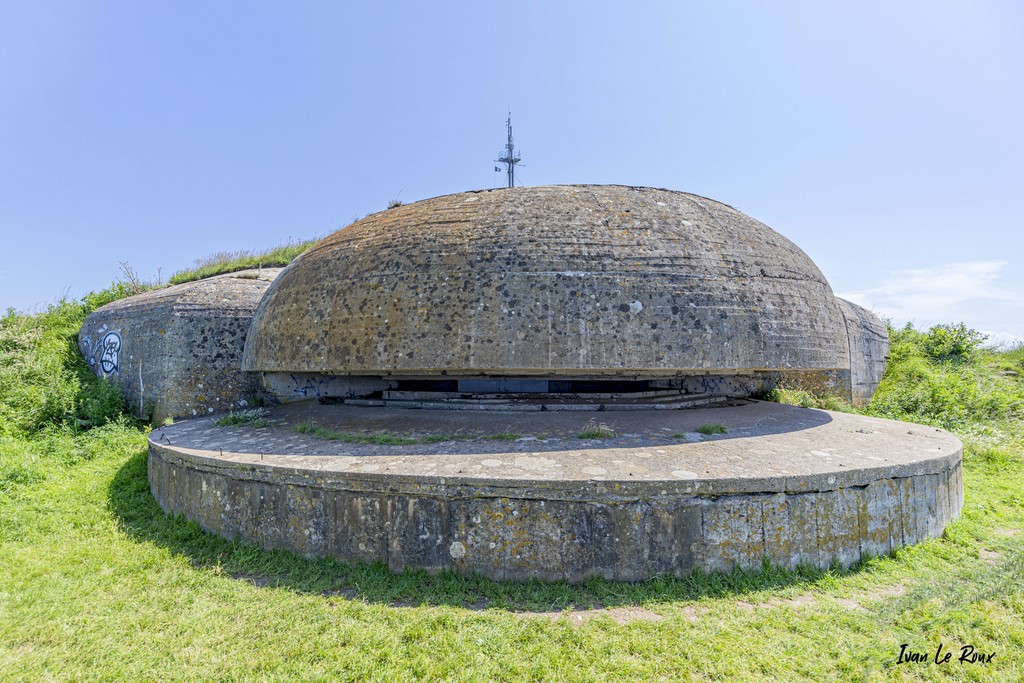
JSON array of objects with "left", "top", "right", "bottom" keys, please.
[{"left": 148, "top": 402, "right": 963, "bottom": 582}]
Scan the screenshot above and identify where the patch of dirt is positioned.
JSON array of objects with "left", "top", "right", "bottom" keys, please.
[
  {"left": 832, "top": 597, "right": 867, "bottom": 612},
  {"left": 766, "top": 594, "right": 818, "bottom": 608},
  {"left": 862, "top": 584, "right": 908, "bottom": 602},
  {"left": 680, "top": 605, "right": 704, "bottom": 622},
  {"left": 980, "top": 548, "right": 1003, "bottom": 564},
  {"left": 390, "top": 600, "right": 419, "bottom": 608},
  {"left": 992, "top": 528, "right": 1020, "bottom": 538}
]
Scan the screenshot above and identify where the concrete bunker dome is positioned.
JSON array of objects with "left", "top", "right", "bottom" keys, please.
[{"left": 243, "top": 185, "right": 867, "bottom": 398}]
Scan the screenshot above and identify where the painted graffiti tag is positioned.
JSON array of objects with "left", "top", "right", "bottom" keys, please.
[
  {"left": 99, "top": 331, "right": 121, "bottom": 375},
  {"left": 80, "top": 336, "right": 96, "bottom": 368},
  {"left": 290, "top": 374, "right": 326, "bottom": 398}
]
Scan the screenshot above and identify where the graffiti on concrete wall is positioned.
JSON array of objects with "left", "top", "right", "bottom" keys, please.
[
  {"left": 80, "top": 329, "right": 122, "bottom": 377},
  {"left": 290, "top": 374, "right": 327, "bottom": 398},
  {"left": 80, "top": 336, "right": 96, "bottom": 369},
  {"left": 99, "top": 332, "right": 121, "bottom": 375}
]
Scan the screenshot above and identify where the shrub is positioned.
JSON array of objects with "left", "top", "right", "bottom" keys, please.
[
  {"left": 0, "top": 300, "right": 128, "bottom": 437},
  {"left": 921, "top": 323, "right": 986, "bottom": 363},
  {"left": 867, "top": 324, "right": 1024, "bottom": 430}
]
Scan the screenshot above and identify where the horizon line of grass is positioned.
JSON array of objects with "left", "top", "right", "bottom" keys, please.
[{"left": 168, "top": 239, "right": 319, "bottom": 285}]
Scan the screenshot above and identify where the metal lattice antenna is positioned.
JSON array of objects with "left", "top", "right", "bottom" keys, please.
[{"left": 495, "top": 112, "right": 521, "bottom": 188}]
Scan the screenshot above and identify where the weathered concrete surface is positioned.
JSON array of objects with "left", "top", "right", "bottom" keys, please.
[
  {"left": 243, "top": 186, "right": 853, "bottom": 383},
  {"left": 148, "top": 402, "right": 962, "bottom": 582},
  {"left": 80, "top": 269, "right": 281, "bottom": 423},
  {"left": 837, "top": 298, "right": 890, "bottom": 404}
]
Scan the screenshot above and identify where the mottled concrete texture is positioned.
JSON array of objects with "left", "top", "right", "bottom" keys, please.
[
  {"left": 837, "top": 298, "right": 890, "bottom": 405},
  {"left": 243, "top": 186, "right": 859, "bottom": 387},
  {"left": 148, "top": 402, "right": 962, "bottom": 582},
  {"left": 79, "top": 269, "right": 281, "bottom": 423}
]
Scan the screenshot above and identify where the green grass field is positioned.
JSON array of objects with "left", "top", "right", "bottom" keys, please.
[{"left": 2, "top": 289, "right": 1023, "bottom": 680}]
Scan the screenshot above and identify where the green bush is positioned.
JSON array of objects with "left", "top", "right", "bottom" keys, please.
[
  {"left": 0, "top": 294, "right": 130, "bottom": 438},
  {"left": 867, "top": 324, "right": 1023, "bottom": 430},
  {"left": 758, "top": 322, "right": 1024, "bottom": 432},
  {"left": 921, "top": 323, "right": 986, "bottom": 363}
]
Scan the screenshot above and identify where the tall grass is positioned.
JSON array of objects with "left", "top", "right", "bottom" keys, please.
[
  {"left": 0, "top": 282, "right": 138, "bottom": 494},
  {"left": 0, "top": 300, "right": 125, "bottom": 437},
  {"left": 766, "top": 323, "right": 1024, "bottom": 432},
  {"left": 867, "top": 323, "right": 1024, "bottom": 430},
  {"left": 168, "top": 239, "right": 317, "bottom": 285}
]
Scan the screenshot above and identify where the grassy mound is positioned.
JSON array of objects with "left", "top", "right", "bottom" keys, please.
[{"left": 168, "top": 239, "right": 317, "bottom": 285}]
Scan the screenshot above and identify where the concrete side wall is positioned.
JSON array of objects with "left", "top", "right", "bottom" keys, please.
[
  {"left": 261, "top": 372, "right": 389, "bottom": 404},
  {"left": 148, "top": 443, "right": 962, "bottom": 582},
  {"left": 837, "top": 298, "right": 890, "bottom": 405},
  {"left": 79, "top": 270, "right": 280, "bottom": 422}
]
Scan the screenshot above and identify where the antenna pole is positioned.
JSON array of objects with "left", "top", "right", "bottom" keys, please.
[{"left": 495, "top": 112, "right": 522, "bottom": 188}]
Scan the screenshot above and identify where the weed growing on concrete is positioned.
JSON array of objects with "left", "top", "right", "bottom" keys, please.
[
  {"left": 214, "top": 408, "right": 270, "bottom": 428},
  {"left": 291, "top": 422, "right": 477, "bottom": 446},
  {"left": 419, "top": 432, "right": 474, "bottom": 444},
  {"left": 578, "top": 419, "right": 616, "bottom": 439},
  {"left": 695, "top": 423, "right": 727, "bottom": 436},
  {"left": 483, "top": 429, "right": 521, "bottom": 441}
]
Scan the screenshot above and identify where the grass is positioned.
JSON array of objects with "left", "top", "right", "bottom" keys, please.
[
  {"left": 483, "top": 430, "right": 521, "bottom": 441},
  {"left": 577, "top": 418, "right": 616, "bottom": 439},
  {"left": 291, "top": 421, "right": 477, "bottom": 446},
  {"left": 168, "top": 239, "right": 318, "bottom": 285},
  {"left": 2, "top": 301, "right": 1024, "bottom": 679},
  {"left": 214, "top": 408, "right": 270, "bottom": 428},
  {"left": 695, "top": 423, "right": 728, "bottom": 435}
]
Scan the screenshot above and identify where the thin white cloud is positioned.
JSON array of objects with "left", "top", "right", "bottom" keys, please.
[
  {"left": 836, "top": 260, "right": 1024, "bottom": 338},
  {"left": 979, "top": 330, "right": 1024, "bottom": 350}
]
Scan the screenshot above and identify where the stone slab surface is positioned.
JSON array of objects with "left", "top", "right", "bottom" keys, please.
[{"left": 149, "top": 401, "right": 963, "bottom": 581}]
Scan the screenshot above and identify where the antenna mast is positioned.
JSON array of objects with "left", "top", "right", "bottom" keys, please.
[{"left": 495, "top": 112, "right": 521, "bottom": 188}]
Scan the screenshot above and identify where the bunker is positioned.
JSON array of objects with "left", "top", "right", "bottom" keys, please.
[
  {"left": 106, "top": 185, "right": 961, "bottom": 581},
  {"left": 79, "top": 269, "right": 281, "bottom": 423}
]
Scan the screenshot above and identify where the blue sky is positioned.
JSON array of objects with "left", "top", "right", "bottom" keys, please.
[{"left": 3, "top": 2, "right": 1022, "bottom": 343}]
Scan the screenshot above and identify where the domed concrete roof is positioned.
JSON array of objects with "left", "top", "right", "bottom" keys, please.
[{"left": 242, "top": 185, "right": 850, "bottom": 377}]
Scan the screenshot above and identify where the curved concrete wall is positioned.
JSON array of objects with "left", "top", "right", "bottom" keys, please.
[
  {"left": 148, "top": 407, "right": 963, "bottom": 582},
  {"left": 79, "top": 269, "right": 281, "bottom": 423},
  {"left": 242, "top": 186, "right": 852, "bottom": 378},
  {"left": 837, "top": 298, "right": 890, "bottom": 404}
]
